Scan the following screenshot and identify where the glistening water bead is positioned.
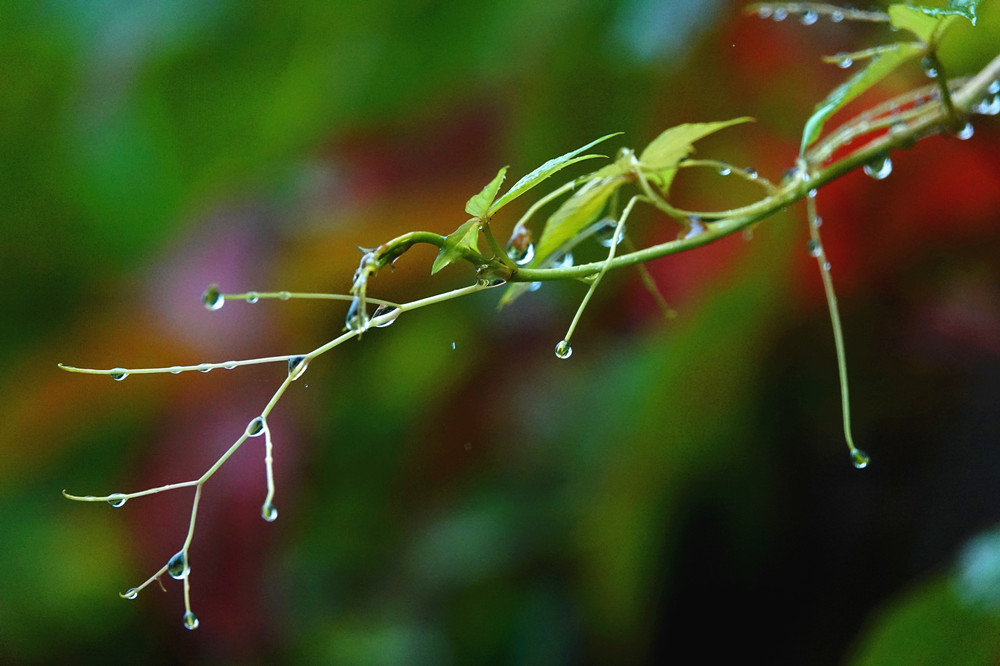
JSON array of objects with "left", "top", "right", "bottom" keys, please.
[
  {"left": 372, "top": 304, "right": 401, "bottom": 327},
  {"left": 123, "top": 588, "right": 139, "bottom": 600},
  {"left": 288, "top": 355, "right": 309, "bottom": 380},
  {"left": 246, "top": 416, "right": 266, "bottom": 437},
  {"left": 807, "top": 239, "right": 823, "bottom": 258},
  {"left": 107, "top": 494, "right": 127, "bottom": 508},
  {"left": 202, "top": 284, "right": 224, "bottom": 311},
  {"left": 109, "top": 368, "right": 128, "bottom": 381},
  {"left": 554, "top": 340, "right": 573, "bottom": 359},
  {"left": 345, "top": 297, "right": 368, "bottom": 332},
  {"left": 957, "top": 122, "right": 974, "bottom": 141},
  {"left": 863, "top": 155, "right": 892, "bottom": 180},
  {"left": 261, "top": 501, "right": 278, "bottom": 522},
  {"left": 183, "top": 611, "right": 200, "bottom": 630},
  {"left": 167, "top": 551, "right": 190, "bottom": 580},
  {"left": 851, "top": 449, "right": 870, "bottom": 469},
  {"left": 505, "top": 240, "right": 535, "bottom": 266}
]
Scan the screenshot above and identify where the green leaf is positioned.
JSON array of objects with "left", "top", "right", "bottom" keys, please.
[
  {"left": 488, "top": 133, "right": 621, "bottom": 215},
  {"left": 800, "top": 42, "right": 923, "bottom": 154},
  {"left": 465, "top": 167, "right": 508, "bottom": 218},
  {"left": 638, "top": 117, "right": 753, "bottom": 192},
  {"left": 431, "top": 218, "right": 480, "bottom": 274},
  {"left": 888, "top": 6, "right": 945, "bottom": 42}
]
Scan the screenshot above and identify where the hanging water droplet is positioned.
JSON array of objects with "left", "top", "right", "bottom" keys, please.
[
  {"left": 345, "top": 297, "right": 368, "bottom": 332},
  {"left": 107, "top": 494, "right": 127, "bottom": 508},
  {"left": 183, "top": 611, "right": 200, "bottom": 630},
  {"left": 554, "top": 340, "right": 573, "bottom": 359},
  {"left": 836, "top": 53, "right": 853, "bottom": 69},
  {"left": 773, "top": 8, "right": 788, "bottom": 21},
  {"left": 197, "top": 363, "right": 212, "bottom": 373},
  {"left": 808, "top": 188, "right": 818, "bottom": 199},
  {"left": 505, "top": 239, "right": 535, "bottom": 266},
  {"left": 528, "top": 281, "right": 542, "bottom": 292},
  {"left": 831, "top": 10, "right": 844, "bottom": 22},
  {"left": 476, "top": 266, "right": 508, "bottom": 288},
  {"left": 246, "top": 291, "right": 259, "bottom": 304},
  {"left": 956, "top": 122, "right": 974, "bottom": 140},
  {"left": 974, "top": 94, "right": 1000, "bottom": 116},
  {"left": 287, "top": 355, "right": 309, "bottom": 380},
  {"left": 851, "top": 448, "right": 870, "bottom": 469},
  {"left": 807, "top": 239, "right": 823, "bottom": 257},
  {"left": 594, "top": 218, "right": 625, "bottom": 248},
  {"left": 921, "top": 57, "right": 938, "bottom": 79},
  {"left": 261, "top": 501, "right": 278, "bottom": 522},
  {"left": 743, "top": 166, "right": 758, "bottom": 178},
  {"left": 552, "top": 252, "right": 574, "bottom": 270},
  {"left": 863, "top": 155, "right": 892, "bottom": 180},
  {"left": 246, "top": 417, "right": 266, "bottom": 437},
  {"left": 202, "top": 285, "right": 224, "bottom": 311},
  {"left": 812, "top": 215, "right": 823, "bottom": 229},
  {"left": 679, "top": 217, "right": 707, "bottom": 241},
  {"left": 823, "top": 260, "right": 832, "bottom": 272},
  {"left": 109, "top": 368, "right": 128, "bottom": 381},
  {"left": 800, "top": 10, "right": 818, "bottom": 25},
  {"left": 167, "top": 551, "right": 190, "bottom": 580},
  {"left": 372, "top": 304, "right": 401, "bottom": 327},
  {"left": 990, "top": 80, "right": 1000, "bottom": 95},
  {"left": 451, "top": 341, "right": 456, "bottom": 350},
  {"left": 223, "top": 361, "right": 238, "bottom": 370},
  {"left": 717, "top": 163, "right": 732, "bottom": 176},
  {"left": 757, "top": 6, "right": 772, "bottom": 19},
  {"left": 279, "top": 291, "right": 291, "bottom": 301},
  {"left": 169, "top": 366, "right": 183, "bottom": 374},
  {"left": 123, "top": 588, "right": 139, "bottom": 600},
  {"left": 742, "top": 228, "right": 754, "bottom": 242}
]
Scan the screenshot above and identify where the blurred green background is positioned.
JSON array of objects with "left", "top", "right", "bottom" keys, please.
[{"left": 3, "top": 1, "right": 1000, "bottom": 663}]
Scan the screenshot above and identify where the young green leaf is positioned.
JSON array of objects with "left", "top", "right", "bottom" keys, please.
[
  {"left": 488, "top": 133, "right": 621, "bottom": 215},
  {"left": 888, "top": 1, "right": 977, "bottom": 46},
  {"left": 431, "top": 218, "right": 481, "bottom": 275},
  {"left": 801, "top": 42, "right": 923, "bottom": 154},
  {"left": 465, "top": 167, "right": 508, "bottom": 219},
  {"left": 638, "top": 117, "right": 753, "bottom": 193}
]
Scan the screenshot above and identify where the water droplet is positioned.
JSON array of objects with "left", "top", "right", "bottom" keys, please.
[
  {"left": 261, "top": 502, "right": 278, "bottom": 522},
  {"left": 863, "top": 155, "right": 892, "bottom": 180},
  {"left": 109, "top": 368, "right": 128, "bottom": 381},
  {"left": 836, "top": 53, "right": 853, "bottom": 69},
  {"left": 808, "top": 188, "right": 818, "bottom": 199},
  {"left": 167, "top": 551, "right": 189, "bottom": 580},
  {"left": 717, "top": 163, "right": 732, "bottom": 176},
  {"left": 921, "top": 57, "right": 938, "bottom": 78},
  {"left": 974, "top": 94, "right": 1000, "bottom": 116},
  {"left": 123, "top": 588, "right": 138, "bottom": 600},
  {"left": 202, "top": 285, "right": 224, "bottom": 311},
  {"left": 990, "top": 80, "right": 1000, "bottom": 95},
  {"left": 812, "top": 215, "right": 823, "bottom": 229},
  {"left": 554, "top": 340, "right": 573, "bottom": 359},
  {"left": 345, "top": 297, "right": 368, "bottom": 332},
  {"left": 505, "top": 239, "right": 535, "bottom": 266},
  {"left": 823, "top": 260, "right": 832, "bottom": 272},
  {"left": 451, "top": 341, "right": 456, "bottom": 350},
  {"left": 851, "top": 448, "right": 870, "bottom": 469},
  {"left": 552, "top": 252, "right": 574, "bottom": 270},
  {"left": 197, "top": 363, "right": 212, "bottom": 373},
  {"left": 800, "top": 10, "right": 818, "bottom": 25},
  {"left": 807, "top": 239, "right": 823, "bottom": 257},
  {"left": 169, "top": 366, "right": 182, "bottom": 374},
  {"left": 679, "top": 217, "right": 707, "bottom": 241},
  {"left": 246, "top": 417, "right": 266, "bottom": 437},
  {"left": 742, "top": 228, "right": 754, "bottom": 242},
  {"left": 279, "top": 291, "right": 291, "bottom": 301},
  {"left": 107, "top": 494, "right": 127, "bottom": 508},
  {"left": 757, "top": 6, "right": 772, "bottom": 19},
  {"left": 223, "top": 361, "right": 238, "bottom": 370},
  {"left": 528, "top": 281, "right": 542, "bottom": 292},
  {"left": 372, "top": 304, "right": 401, "bottom": 327},
  {"left": 956, "top": 122, "right": 974, "bottom": 140},
  {"left": 287, "top": 356, "right": 309, "bottom": 380},
  {"left": 773, "top": 7, "right": 788, "bottom": 21},
  {"left": 183, "top": 611, "right": 200, "bottom": 630},
  {"left": 831, "top": 10, "right": 844, "bottom": 22},
  {"left": 594, "top": 218, "right": 625, "bottom": 248},
  {"left": 743, "top": 166, "right": 758, "bottom": 178},
  {"left": 246, "top": 291, "right": 259, "bottom": 304}
]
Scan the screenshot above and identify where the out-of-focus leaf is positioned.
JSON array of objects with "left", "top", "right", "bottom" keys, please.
[
  {"left": 488, "top": 133, "right": 621, "bottom": 215},
  {"left": 466, "top": 167, "right": 508, "bottom": 218},
  {"left": 431, "top": 218, "right": 480, "bottom": 274},
  {"left": 638, "top": 117, "right": 752, "bottom": 192},
  {"left": 800, "top": 42, "right": 922, "bottom": 153}
]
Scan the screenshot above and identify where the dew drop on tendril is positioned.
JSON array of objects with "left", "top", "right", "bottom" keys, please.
[
  {"left": 800, "top": 10, "right": 818, "bottom": 25},
  {"left": 345, "top": 297, "right": 368, "bottom": 332},
  {"left": 743, "top": 166, "right": 758, "bottom": 178},
  {"left": 183, "top": 611, "right": 200, "bottom": 630},
  {"left": 109, "top": 368, "right": 128, "bottom": 381},
  {"left": 169, "top": 366, "right": 183, "bottom": 374},
  {"left": 921, "top": 57, "right": 938, "bottom": 79},
  {"left": 717, "top": 163, "right": 732, "bottom": 176},
  {"left": 246, "top": 291, "right": 259, "bottom": 304},
  {"left": 851, "top": 449, "right": 870, "bottom": 469},
  {"left": 123, "top": 588, "right": 138, "bottom": 600},
  {"left": 594, "top": 219, "right": 625, "bottom": 248},
  {"left": 956, "top": 122, "right": 974, "bottom": 140},
  {"left": 772, "top": 8, "right": 788, "bottom": 21},
  {"left": 831, "top": 10, "right": 844, "bottom": 22},
  {"left": 246, "top": 417, "right": 266, "bottom": 437},
  {"left": 261, "top": 502, "right": 278, "bottom": 522},
  {"left": 197, "top": 363, "right": 212, "bottom": 373},
  {"left": 167, "top": 551, "right": 190, "bottom": 580},
  {"left": 288, "top": 355, "right": 309, "bottom": 380},
  {"left": 554, "top": 340, "right": 573, "bottom": 359},
  {"left": 372, "top": 305, "right": 401, "bottom": 327},
  {"left": 552, "top": 252, "right": 574, "bottom": 270},
  {"left": 807, "top": 239, "right": 823, "bottom": 258},
  {"left": 505, "top": 240, "right": 535, "bottom": 266},
  {"left": 107, "top": 494, "right": 127, "bottom": 508},
  {"left": 757, "top": 6, "right": 772, "bottom": 19},
  {"left": 202, "top": 285, "right": 224, "bottom": 311},
  {"left": 863, "top": 155, "right": 892, "bottom": 180},
  {"left": 836, "top": 54, "right": 853, "bottom": 69}
]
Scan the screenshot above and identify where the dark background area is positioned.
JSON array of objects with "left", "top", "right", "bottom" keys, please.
[{"left": 2, "top": 1, "right": 1000, "bottom": 663}]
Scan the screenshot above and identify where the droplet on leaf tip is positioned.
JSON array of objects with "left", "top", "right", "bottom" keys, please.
[
  {"left": 554, "top": 340, "right": 573, "bottom": 359},
  {"left": 123, "top": 588, "right": 139, "bottom": 600},
  {"left": 851, "top": 449, "right": 870, "bottom": 469},
  {"left": 863, "top": 155, "right": 892, "bottom": 180},
  {"left": 167, "top": 551, "right": 190, "bottom": 580},
  {"left": 202, "top": 285, "right": 224, "bottom": 311},
  {"left": 183, "top": 611, "right": 200, "bottom": 630},
  {"left": 261, "top": 502, "right": 278, "bottom": 522}
]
